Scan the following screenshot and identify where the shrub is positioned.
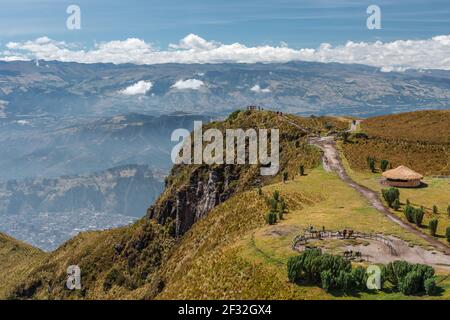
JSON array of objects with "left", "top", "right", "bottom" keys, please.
[
  {"left": 269, "top": 198, "right": 278, "bottom": 211},
  {"left": 411, "top": 264, "right": 434, "bottom": 287},
  {"left": 103, "top": 268, "right": 126, "bottom": 291},
  {"left": 342, "top": 131, "right": 350, "bottom": 143},
  {"left": 288, "top": 251, "right": 371, "bottom": 294},
  {"left": 414, "top": 208, "right": 424, "bottom": 226},
  {"left": 447, "top": 205, "right": 450, "bottom": 216},
  {"left": 320, "top": 270, "right": 333, "bottom": 292},
  {"left": 380, "top": 159, "right": 389, "bottom": 171},
  {"left": 383, "top": 261, "right": 435, "bottom": 295},
  {"left": 287, "top": 256, "right": 303, "bottom": 283},
  {"left": 335, "top": 270, "right": 353, "bottom": 293},
  {"left": 392, "top": 198, "right": 400, "bottom": 210},
  {"left": 429, "top": 219, "right": 438, "bottom": 236},
  {"left": 404, "top": 205, "right": 415, "bottom": 223},
  {"left": 283, "top": 171, "right": 288, "bottom": 182},
  {"left": 257, "top": 187, "right": 262, "bottom": 196},
  {"left": 278, "top": 199, "right": 286, "bottom": 220},
  {"left": 265, "top": 211, "right": 277, "bottom": 225},
  {"left": 299, "top": 165, "right": 305, "bottom": 176},
  {"left": 433, "top": 205, "right": 438, "bottom": 214},
  {"left": 424, "top": 278, "right": 438, "bottom": 296},
  {"left": 353, "top": 132, "right": 368, "bottom": 139},
  {"left": 382, "top": 187, "right": 400, "bottom": 208},
  {"left": 446, "top": 227, "right": 450, "bottom": 243},
  {"left": 399, "top": 271, "right": 422, "bottom": 295},
  {"left": 351, "top": 266, "right": 367, "bottom": 291},
  {"left": 273, "top": 190, "right": 280, "bottom": 202},
  {"left": 367, "top": 156, "right": 376, "bottom": 172},
  {"left": 383, "top": 261, "right": 413, "bottom": 289}
]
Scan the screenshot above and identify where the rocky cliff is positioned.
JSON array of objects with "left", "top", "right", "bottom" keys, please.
[{"left": 147, "top": 110, "right": 336, "bottom": 236}]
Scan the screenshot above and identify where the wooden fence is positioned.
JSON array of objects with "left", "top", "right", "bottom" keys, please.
[{"left": 291, "top": 229, "right": 397, "bottom": 256}]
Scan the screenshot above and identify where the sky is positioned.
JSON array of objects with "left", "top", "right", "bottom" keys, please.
[{"left": 0, "top": 0, "right": 449, "bottom": 69}]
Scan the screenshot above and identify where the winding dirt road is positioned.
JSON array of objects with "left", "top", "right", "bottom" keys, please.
[{"left": 283, "top": 116, "right": 450, "bottom": 255}]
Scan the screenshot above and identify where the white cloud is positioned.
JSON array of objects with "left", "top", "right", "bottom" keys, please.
[
  {"left": 171, "top": 79, "right": 204, "bottom": 90},
  {"left": 250, "top": 84, "right": 271, "bottom": 93},
  {"left": 17, "top": 120, "right": 31, "bottom": 126},
  {"left": 2, "top": 34, "right": 450, "bottom": 70},
  {"left": 380, "top": 66, "right": 408, "bottom": 73},
  {"left": 169, "top": 33, "right": 218, "bottom": 51},
  {"left": 120, "top": 80, "right": 153, "bottom": 95}
]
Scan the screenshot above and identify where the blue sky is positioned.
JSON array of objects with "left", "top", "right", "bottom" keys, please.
[{"left": 0, "top": 0, "right": 449, "bottom": 48}]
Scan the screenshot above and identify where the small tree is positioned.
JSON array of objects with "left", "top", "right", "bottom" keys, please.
[
  {"left": 446, "top": 227, "right": 450, "bottom": 243},
  {"left": 367, "top": 156, "right": 376, "bottom": 173},
  {"left": 335, "top": 270, "right": 353, "bottom": 293},
  {"left": 429, "top": 219, "right": 438, "bottom": 236},
  {"left": 424, "top": 278, "right": 438, "bottom": 296},
  {"left": 257, "top": 187, "right": 262, "bottom": 196},
  {"left": 283, "top": 171, "right": 288, "bottom": 183},
  {"left": 321, "top": 270, "right": 333, "bottom": 292},
  {"left": 399, "top": 271, "right": 422, "bottom": 295},
  {"left": 269, "top": 198, "right": 278, "bottom": 211},
  {"left": 299, "top": 165, "right": 305, "bottom": 176},
  {"left": 350, "top": 267, "right": 367, "bottom": 291},
  {"left": 266, "top": 211, "right": 277, "bottom": 225},
  {"left": 273, "top": 190, "right": 280, "bottom": 202},
  {"left": 278, "top": 198, "right": 285, "bottom": 220},
  {"left": 382, "top": 188, "right": 400, "bottom": 208},
  {"left": 392, "top": 198, "right": 400, "bottom": 211},
  {"left": 404, "top": 205, "right": 415, "bottom": 223},
  {"left": 447, "top": 205, "right": 450, "bottom": 217},
  {"left": 380, "top": 159, "right": 389, "bottom": 172},
  {"left": 287, "top": 256, "right": 302, "bottom": 283},
  {"left": 432, "top": 205, "right": 438, "bottom": 214},
  {"left": 414, "top": 208, "right": 424, "bottom": 227},
  {"left": 342, "top": 131, "right": 350, "bottom": 143}
]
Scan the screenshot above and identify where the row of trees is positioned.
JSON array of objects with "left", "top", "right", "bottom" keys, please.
[
  {"left": 382, "top": 188, "right": 448, "bottom": 240},
  {"left": 383, "top": 260, "right": 438, "bottom": 295},
  {"left": 367, "top": 156, "right": 390, "bottom": 173},
  {"left": 404, "top": 203, "right": 425, "bottom": 226},
  {"left": 382, "top": 187, "right": 400, "bottom": 210},
  {"left": 287, "top": 249, "right": 367, "bottom": 293},
  {"left": 287, "top": 250, "right": 441, "bottom": 296},
  {"left": 432, "top": 204, "right": 450, "bottom": 216}
]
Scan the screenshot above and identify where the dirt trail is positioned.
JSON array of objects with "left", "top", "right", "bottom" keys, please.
[{"left": 283, "top": 117, "right": 450, "bottom": 255}]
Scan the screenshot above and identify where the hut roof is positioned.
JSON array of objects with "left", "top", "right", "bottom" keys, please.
[{"left": 382, "top": 165, "right": 423, "bottom": 180}]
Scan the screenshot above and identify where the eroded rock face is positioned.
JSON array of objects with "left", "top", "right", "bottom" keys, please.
[{"left": 147, "top": 165, "right": 241, "bottom": 236}]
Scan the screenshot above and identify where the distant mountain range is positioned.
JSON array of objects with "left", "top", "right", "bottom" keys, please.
[
  {"left": 0, "top": 60, "right": 450, "bottom": 119},
  {"left": 0, "top": 164, "right": 164, "bottom": 251},
  {"left": 0, "top": 112, "right": 209, "bottom": 181}
]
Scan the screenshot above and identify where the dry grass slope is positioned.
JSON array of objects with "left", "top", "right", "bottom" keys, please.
[
  {"left": 0, "top": 233, "right": 46, "bottom": 298},
  {"left": 342, "top": 110, "right": 450, "bottom": 175}
]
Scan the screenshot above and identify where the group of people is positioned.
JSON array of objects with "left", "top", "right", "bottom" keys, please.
[{"left": 246, "top": 105, "right": 285, "bottom": 116}]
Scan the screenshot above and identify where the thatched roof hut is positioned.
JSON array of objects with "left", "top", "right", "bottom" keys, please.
[{"left": 382, "top": 165, "right": 423, "bottom": 188}]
